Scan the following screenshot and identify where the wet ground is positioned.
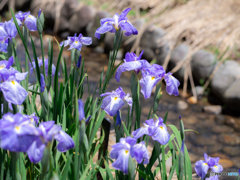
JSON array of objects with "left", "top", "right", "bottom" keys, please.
[{"left": 16, "top": 34, "right": 240, "bottom": 179}]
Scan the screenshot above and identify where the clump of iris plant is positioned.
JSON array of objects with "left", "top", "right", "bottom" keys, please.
[
  {"left": 95, "top": 8, "right": 138, "bottom": 39},
  {"left": 60, "top": 33, "right": 92, "bottom": 51},
  {"left": 110, "top": 137, "right": 149, "bottom": 174},
  {"left": 195, "top": 153, "right": 223, "bottom": 179},
  {"left": 132, "top": 117, "right": 170, "bottom": 145},
  {"left": 100, "top": 87, "right": 132, "bottom": 116}
]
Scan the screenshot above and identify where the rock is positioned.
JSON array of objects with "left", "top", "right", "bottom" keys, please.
[
  {"left": 218, "top": 134, "right": 240, "bottom": 145},
  {"left": 203, "top": 105, "right": 222, "bottom": 115},
  {"left": 86, "top": 11, "right": 110, "bottom": 47},
  {"left": 232, "top": 157, "right": 240, "bottom": 168},
  {"left": 60, "top": 31, "right": 71, "bottom": 39},
  {"left": 110, "top": 49, "right": 123, "bottom": 60},
  {"left": 218, "top": 159, "right": 234, "bottom": 169},
  {"left": 141, "top": 47, "right": 155, "bottom": 62},
  {"left": 69, "top": 5, "right": 96, "bottom": 34},
  {"left": 30, "top": 0, "right": 78, "bottom": 32},
  {"left": 225, "top": 118, "right": 240, "bottom": 131},
  {"left": 206, "top": 144, "right": 223, "bottom": 154},
  {"left": 93, "top": 46, "right": 104, "bottom": 53},
  {"left": 223, "top": 79, "right": 240, "bottom": 111},
  {"left": 215, "top": 115, "right": 226, "bottom": 125},
  {"left": 187, "top": 96, "right": 197, "bottom": 104},
  {"left": 191, "top": 50, "right": 216, "bottom": 84},
  {"left": 195, "top": 86, "right": 204, "bottom": 96},
  {"left": 156, "top": 42, "right": 169, "bottom": 66},
  {"left": 189, "top": 134, "right": 216, "bottom": 146},
  {"left": 210, "top": 153, "right": 230, "bottom": 159},
  {"left": 223, "top": 146, "right": 240, "bottom": 156},
  {"left": 169, "top": 44, "right": 189, "bottom": 82},
  {"left": 210, "top": 60, "right": 240, "bottom": 101},
  {"left": 177, "top": 100, "right": 188, "bottom": 110},
  {"left": 212, "top": 125, "right": 234, "bottom": 134},
  {"left": 15, "top": 0, "right": 31, "bottom": 11},
  {"left": 104, "top": 33, "right": 115, "bottom": 54}
]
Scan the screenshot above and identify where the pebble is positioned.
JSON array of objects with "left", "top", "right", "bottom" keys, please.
[
  {"left": 215, "top": 114, "right": 226, "bottom": 125},
  {"left": 195, "top": 86, "right": 204, "bottom": 96},
  {"left": 189, "top": 134, "right": 216, "bottom": 146},
  {"left": 232, "top": 157, "right": 240, "bottom": 167},
  {"left": 212, "top": 125, "right": 234, "bottom": 134},
  {"left": 225, "top": 118, "right": 240, "bottom": 131},
  {"left": 223, "top": 146, "right": 240, "bottom": 156},
  {"left": 177, "top": 100, "right": 188, "bottom": 110},
  {"left": 219, "top": 159, "right": 234, "bottom": 168},
  {"left": 187, "top": 96, "right": 198, "bottom": 104},
  {"left": 218, "top": 134, "right": 240, "bottom": 145},
  {"left": 203, "top": 105, "right": 222, "bottom": 115}
]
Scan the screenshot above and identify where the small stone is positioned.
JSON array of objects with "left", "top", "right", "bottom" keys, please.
[
  {"left": 203, "top": 105, "right": 222, "bottom": 115},
  {"left": 212, "top": 125, "right": 234, "bottom": 134},
  {"left": 218, "top": 159, "right": 234, "bottom": 169},
  {"left": 215, "top": 115, "right": 226, "bottom": 125},
  {"left": 223, "top": 146, "right": 240, "bottom": 156},
  {"left": 177, "top": 100, "right": 188, "bottom": 110},
  {"left": 189, "top": 134, "right": 216, "bottom": 146},
  {"left": 232, "top": 157, "right": 240, "bottom": 167},
  {"left": 210, "top": 153, "right": 230, "bottom": 159},
  {"left": 206, "top": 144, "right": 223, "bottom": 154},
  {"left": 187, "top": 96, "right": 197, "bottom": 104},
  {"left": 218, "top": 134, "right": 240, "bottom": 145},
  {"left": 93, "top": 46, "right": 104, "bottom": 53},
  {"left": 195, "top": 86, "right": 204, "bottom": 96},
  {"left": 225, "top": 118, "right": 240, "bottom": 131}
]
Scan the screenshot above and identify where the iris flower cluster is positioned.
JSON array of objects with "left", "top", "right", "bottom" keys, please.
[
  {"left": 0, "top": 56, "right": 28, "bottom": 105},
  {"left": 0, "top": 112, "right": 74, "bottom": 163},
  {"left": 195, "top": 153, "right": 223, "bottom": 179},
  {"left": 0, "top": 11, "right": 38, "bottom": 53}
]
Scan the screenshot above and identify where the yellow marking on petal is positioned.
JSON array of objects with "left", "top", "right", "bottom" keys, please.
[
  {"left": 125, "top": 150, "right": 129, "bottom": 154},
  {"left": 104, "top": 22, "right": 108, "bottom": 24},
  {"left": 114, "top": 97, "right": 118, "bottom": 101},
  {"left": 159, "top": 126, "right": 163, "bottom": 130},
  {"left": 113, "top": 24, "right": 119, "bottom": 30},
  {"left": 214, "top": 165, "right": 217, "bottom": 168},
  {"left": 151, "top": 76, "right": 155, "bottom": 80},
  {"left": 28, "top": 15, "right": 32, "bottom": 17},
  {"left": 0, "top": 65, "right": 5, "bottom": 69},
  {"left": 11, "top": 81, "right": 15, "bottom": 85},
  {"left": 204, "top": 163, "right": 208, "bottom": 165},
  {"left": 15, "top": 126, "right": 20, "bottom": 132},
  {"left": 30, "top": 118, "right": 34, "bottom": 123},
  {"left": 75, "top": 41, "right": 78, "bottom": 44}
]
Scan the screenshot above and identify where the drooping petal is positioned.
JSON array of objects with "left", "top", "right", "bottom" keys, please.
[
  {"left": 1, "top": 79, "right": 28, "bottom": 105},
  {"left": 100, "top": 18, "right": 115, "bottom": 25},
  {"left": 0, "top": 39, "right": 8, "bottom": 53},
  {"left": 6, "top": 56, "right": 14, "bottom": 69},
  {"left": 78, "top": 99, "right": 85, "bottom": 121},
  {"left": 195, "top": 160, "right": 209, "bottom": 179},
  {"left": 54, "top": 130, "right": 75, "bottom": 152},
  {"left": 139, "top": 75, "right": 162, "bottom": 99},
  {"left": 0, "top": 23, "right": 8, "bottom": 40},
  {"left": 68, "top": 41, "right": 82, "bottom": 51},
  {"left": 110, "top": 142, "right": 129, "bottom": 159},
  {"left": 95, "top": 23, "right": 113, "bottom": 39},
  {"left": 112, "top": 149, "right": 130, "bottom": 174},
  {"left": 4, "top": 21, "right": 17, "bottom": 39},
  {"left": 80, "top": 37, "right": 92, "bottom": 45},
  {"left": 27, "top": 139, "right": 45, "bottom": 163},
  {"left": 210, "top": 164, "right": 223, "bottom": 173},
  {"left": 60, "top": 39, "right": 72, "bottom": 47},
  {"left": 119, "top": 21, "right": 138, "bottom": 36},
  {"left": 25, "top": 15, "right": 37, "bottom": 31},
  {"left": 205, "top": 176, "right": 219, "bottom": 180},
  {"left": 124, "top": 93, "right": 132, "bottom": 109},
  {"left": 164, "top": 72, "right": 180, "bottom": 96},
  {"left": 152, "top": 124, "right": 170, "bottom": 145},
  {"left": 15, "top": 72, "right": 28, "bottom": 81},
  {"left": 133, "top": 141, "right": 149, "bottom": 164},
  {"left": 115, "top": 61, "right": 143, "bottom": 82},
  {"left": 132, "top": 127, "right": 148, "bottom": 139}
]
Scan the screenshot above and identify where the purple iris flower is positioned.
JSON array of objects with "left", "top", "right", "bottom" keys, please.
[
  {"left": 60, "top": 34, "right": 92, "bottom": 51},
  {"left": 76, "top": 55, "right": 82, "bottom": 69},
  {"left": 95, "top": 8, "right": 138, "bottom": 39},
  {"left": 139, "top": 64, "right": 180, "bottom": 99},
  {"left": 27, "top": 121, "right": 75, "bottom": 163},
  {"left": 15, "top": 11, "right": 37, "bottom": 31},
  {"left": 100, "top": 87, "right": 132, "bottom": 116},
  {"left": 132, "top": 117, "right": 170, "bottom": 145},
  {"left": 0, "top": 112, "right": 38, "bottom": 152},
  {"left": 116, "top": 110, "right": 121, "bottom": 126},
  {"left": 115, "top": 50, "right": 151, "bottom": 82},
  {"left": 0, "top": 21, "right": 17, "bottom": 39},
  {"left": 29, "top": 58, "right": 57, "bottom": 76},
  {"left": 40, "top": 74, "right": 45, "bottom": 93},
  {"left": 78, "top": 99, "right": 91, "bottom": 123},
  {"left": 195, "top": 153, "right": 223, "bottom": 179},
  {"left": 0, "top": 39, "right": 8, "bottom": 53},
  {"left": 23, "top": 112, "right": 39, "bottom": 126},
  {"left": 110, "top": 137, "right": 149, "bottom": 174}
]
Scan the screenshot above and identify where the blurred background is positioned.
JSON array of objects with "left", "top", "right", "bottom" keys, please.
[{"left": 0, "top": 0, "right": 240, "bottom": 178}]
